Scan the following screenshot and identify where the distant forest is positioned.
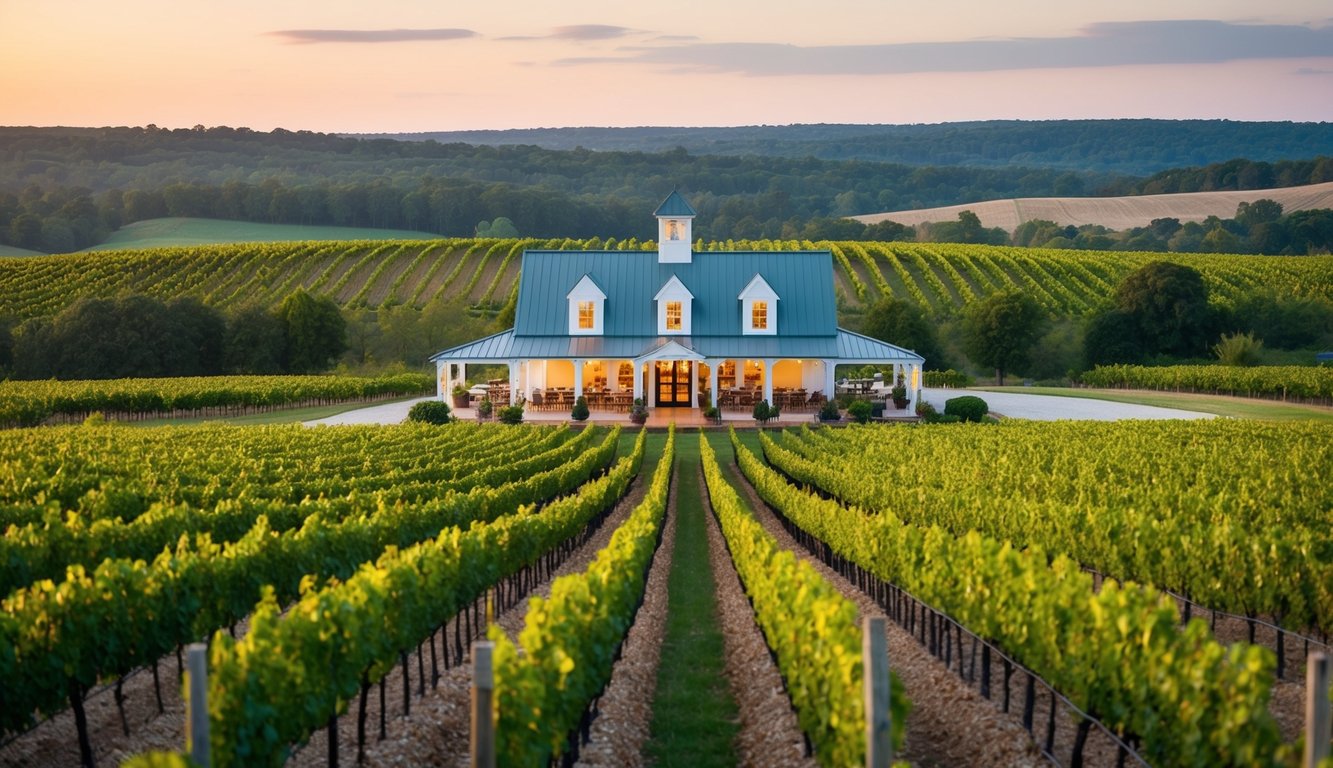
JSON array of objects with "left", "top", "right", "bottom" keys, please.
[
  {"left": 2, "top": 123, "right": 1331, "bottom": 252},
  {"left": 364, "top": 120, "right": 1333, "bottom": 176}
]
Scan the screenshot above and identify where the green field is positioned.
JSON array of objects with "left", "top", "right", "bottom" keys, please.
[
  {"left": 0, "top": 245, "right": 44, "bottom": 257},
  {"left": 82, "top": 217, "right": 441, "bottom": 252},
  {"left": 1, "top": 235, "right": 1329, "bottom": 322}
]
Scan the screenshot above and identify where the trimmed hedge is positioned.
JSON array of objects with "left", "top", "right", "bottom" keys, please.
[{"left": 944, "top": 395, "right": 989, "bottom": 423}]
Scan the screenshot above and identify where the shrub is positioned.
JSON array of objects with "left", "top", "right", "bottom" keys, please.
[
  {"left": 870, "top": 401, "right": 885, "bottom": 418},
  {"left": 702, "top": 405, "right": 720, "bottom": 421},
  {"left": 944, "top": 395, "right": 989, "bottom": 423},
  {"left": 923, "top": 369, "right": 973, "bottom": 388},
  {"left": 571, "top": 395, "right": 590, "bottom": 421},
  {"left": 1214, "top": 332, "right": 1265, "bottom": 367},
  {"left": 847, "top": 400, "right": 872, "bottom": 423},
  {"left": 498, "top": 405, "right": 524, "bottom": 424},
  {"left": 477, "top": 397, "right": 493, "bottom": 418},
  {"left": 407, "top": 400, "right": 451, "bottom": 425},
  {"left": 752, "top": 399, "right": 774, "bottom": 423},
  {"left": 819, "top": 400, "right": 841, "bottom": 421}
]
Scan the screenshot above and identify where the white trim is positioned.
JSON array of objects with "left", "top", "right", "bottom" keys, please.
[
  {"left": 654, "top": 275, "right": 694, "bottom": 335},
  {"left": 567, "top": 274, "right": 605, "bottom": 336},
  {"left": 739, "top": 273, "right": 779, "bottom": 336},
  {"left": 634, "top": 339, "right": 706, "bottom": 364}
]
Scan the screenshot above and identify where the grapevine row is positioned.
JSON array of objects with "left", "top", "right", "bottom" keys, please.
[
  {"left": 733, "top": 429, "right": 1284, "bottom": 767},
  {"left": 492, "top": 426, "right": 674, "bottom": 764}
]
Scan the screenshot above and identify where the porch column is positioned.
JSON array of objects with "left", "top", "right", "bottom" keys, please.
[
  {"left": 763, "top": 359, "right": 775, "bottom": 407},
  {"left": 708, "top": 360, "right": 719, "bottom": 408},
  {"left": 823, "top": 360, "right": 835, "bottom": 401},
  {"left": 573, "top": 358, "right": 584, "bottom": 398},
  {"left": 435, "top": 360, "right": 445, "bottom": 400},
  {"left": 633, "top": 362, "right": 644, "bottom": 404},
  {"left": 689, "top": 362, "right": 698, "bottom": 409},
  {"left": 907, "top": 363, "right": 920, "bottom": 413},
  {"left": 507, "top": 361, "right": 518, "bottom": 405}
]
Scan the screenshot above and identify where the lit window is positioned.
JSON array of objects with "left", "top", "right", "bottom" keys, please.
[
  {"left": 666, "top": 301, "right": 682, "bottom": 331},
  {"left": 751, "top": 300, "right": 768, "bottom": 330},
  {"left": 578, "top": 301, "right": 595, "bottom": 329}
]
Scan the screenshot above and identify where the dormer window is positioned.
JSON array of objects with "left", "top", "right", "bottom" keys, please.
[
  {"left": 739, "top": 273, "right": 779, "bottom": 336},
  {"left": 751, "top": 300, "right": 768, "bottom": 330},
  {"left": 666, "top": 301, "right": 683, "bottom": 331},
  {"left": 567, "top": 274, "right": 606, "bottom": 335},
  {"left": 654, "top": 275, "right": 693, "bottom": 335}
]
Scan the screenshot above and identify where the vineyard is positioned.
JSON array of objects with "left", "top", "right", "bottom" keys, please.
[
  {"left": 1, "top": 418, "right": 1330, "bottom": 767},
  {"left": 1, "top": 238, "right": 1330, "bottom": 322},
  {"left": 1081, "top": 364, "right": 1333, "bottom": 402},
  {"left": 0, "top": 373, "right": 433, "bottom": 427}
]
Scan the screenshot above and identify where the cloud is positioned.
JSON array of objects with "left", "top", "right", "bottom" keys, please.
[
  {"left": 500, "top": 24, "right": 638, "bottom": 42},
  {"left": 556, "top": 20, "right": 1333, "bottom": 75},
  {"left": 272, "top": 28, "right": 476, "bottom": 44},
  {"left": 1296, "top": 66, "right": 1333, "bottom": 75},
  {"left": 551, "top": 24, "right": 634, "bottom": 40}
]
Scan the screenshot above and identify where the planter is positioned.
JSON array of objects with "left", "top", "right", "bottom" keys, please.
[
  {"left": 894, "top": 398, "right": 909, "bottom": 410},
  {"left": 629, "top": 414, "right": 648, "bottom": 425},
  {"left": 452, "top": 394, "right": 471, "bottom": 409}
]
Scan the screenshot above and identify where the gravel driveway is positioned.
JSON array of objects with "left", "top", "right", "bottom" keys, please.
[{"left": 922, "top": 388, "right": 1215, "bottom": 421}]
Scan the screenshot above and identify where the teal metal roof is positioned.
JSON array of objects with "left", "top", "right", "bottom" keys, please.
[
  {"left": 431, "top": 328, "right": 924, "bottom": 364},
  {"left": 513, "top": 250, "right": 837, "bottom": 337},
  {"left": 653, "top": 191, "right": 697, "bottom": 217}
]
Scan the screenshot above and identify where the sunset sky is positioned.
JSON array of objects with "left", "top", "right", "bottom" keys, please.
[{"left": 3, "top": 1, "right": 1332, "bottom": 132}]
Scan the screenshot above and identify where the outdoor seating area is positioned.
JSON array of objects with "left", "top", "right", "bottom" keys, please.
[
  {"left": 528, "top": 387, "right": 635, "bottom": 412},
  {"left": 716, "top": 387, "right": 823, "bottom": 411}
]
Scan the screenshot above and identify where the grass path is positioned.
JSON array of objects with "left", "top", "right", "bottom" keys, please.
[
  {"left": 974, "top": 386, "right": 1333, "bottom": 423},
  {"left": 643, "top": 429, "right": 741, "bottom": 767}
]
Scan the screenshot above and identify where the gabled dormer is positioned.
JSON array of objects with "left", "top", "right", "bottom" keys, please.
[
  {"left": 654, "top": 275, "right": 694, "bottom": 335},
  {"left": 738, "top": 273, "right": 778, "bottom": 335},
  {"left": 567, "top": 274, "right": 606, "bottom": 335},
  {"left": 654, "top": 191, "right": 696, "bottom": 264}
]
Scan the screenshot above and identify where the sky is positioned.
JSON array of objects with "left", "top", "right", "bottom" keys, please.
[{"left": 3, "top": 0, "right": 1332, "bottom": 132}]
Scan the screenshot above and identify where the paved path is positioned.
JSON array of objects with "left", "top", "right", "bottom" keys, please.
[
  {"left": 922, "top": 388, "right": 1215, "bottom": 421},
  {"left": 304, "top": 396, "right": 433, "bottom": 426},
  {"left": 310, "top": 389, "right": 1216, "bottom": 426}
]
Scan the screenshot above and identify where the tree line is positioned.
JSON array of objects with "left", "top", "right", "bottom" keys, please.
[{"left": 2, "top": 291, "right": 347, "bottom": 380}]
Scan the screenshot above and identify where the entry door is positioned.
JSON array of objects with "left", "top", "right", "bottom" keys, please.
[{"left": 654, "top": 361, "right": 692, "bottom": 407}]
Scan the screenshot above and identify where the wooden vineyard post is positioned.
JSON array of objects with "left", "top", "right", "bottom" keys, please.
[
  {"left": 185, "top": 643, "right": 211, "bottom": 768},
  {"left": 471, "top": 641, "right": 496, "bottom": 768},
  {"left": 864, "top": 616, "right": 892, "bottom": 768},
  {"left": 1307, "top": 652, "right": 1331, "bottom": 768}
]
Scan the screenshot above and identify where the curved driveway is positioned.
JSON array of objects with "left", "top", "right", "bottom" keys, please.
[{"left": 921, "top": 388, "right": 1215, "bottom": 421}]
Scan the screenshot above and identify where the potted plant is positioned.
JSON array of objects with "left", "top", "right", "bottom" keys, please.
[
  {"left": 571, "top": 395, "right": 590, "bottom": 422},
  {"left": 451, "top": 383, "right": 471, "bottom": 409},
  {"left": 625, "top": 397, "right": 646, "bottom": 425},
  {"left": 891, "top": 374, "right": 909, "bottom": 410},
  {"left": 476, "top": 397, "right": 493, "bottom": 421},
  {"left": 702, "top": 405, "right": 721, "bottom": 424}
]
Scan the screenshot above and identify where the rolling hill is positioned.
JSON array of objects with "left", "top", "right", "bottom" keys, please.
[
  {"left": 852, "top": 182, "right": 1333, "bottom": 233},
  {"left": 2, "top": 238, "right": 1329, "bottom": 324},
  {"left": 83, "top": 218, "right": 441, "bottom": 252}
]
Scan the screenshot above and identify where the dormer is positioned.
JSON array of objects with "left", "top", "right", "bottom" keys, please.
[
  {"left": 738, "top": 273, "right": 778, "bottom": 335},
  {"left": 567, "top": 274, "right": 606, "bottom": 335},
  {"left": 654, "top": 275, "right": 694, "bottom": 335},
  {"left": 654, "top": 190, "right": 696, "bottom": 264}
]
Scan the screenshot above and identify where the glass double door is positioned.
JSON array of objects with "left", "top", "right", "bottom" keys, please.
[{"left": 654, "top": 360, "right": 692, "bottom": 407}]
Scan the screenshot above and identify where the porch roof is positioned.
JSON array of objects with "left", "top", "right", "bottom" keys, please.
[{"left": 430, "top": 328, "right": 924, "bottom": 364}]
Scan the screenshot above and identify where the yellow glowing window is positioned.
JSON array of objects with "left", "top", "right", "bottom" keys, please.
[
  {"left": 578, "top": 301, "right": 595, "bottom": 329},
  {"left": 751, "top": 300, "right": 768, "bottom": 330},
  {"left": 666, "top": 301, "right": 682, "bottom": 330}
]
